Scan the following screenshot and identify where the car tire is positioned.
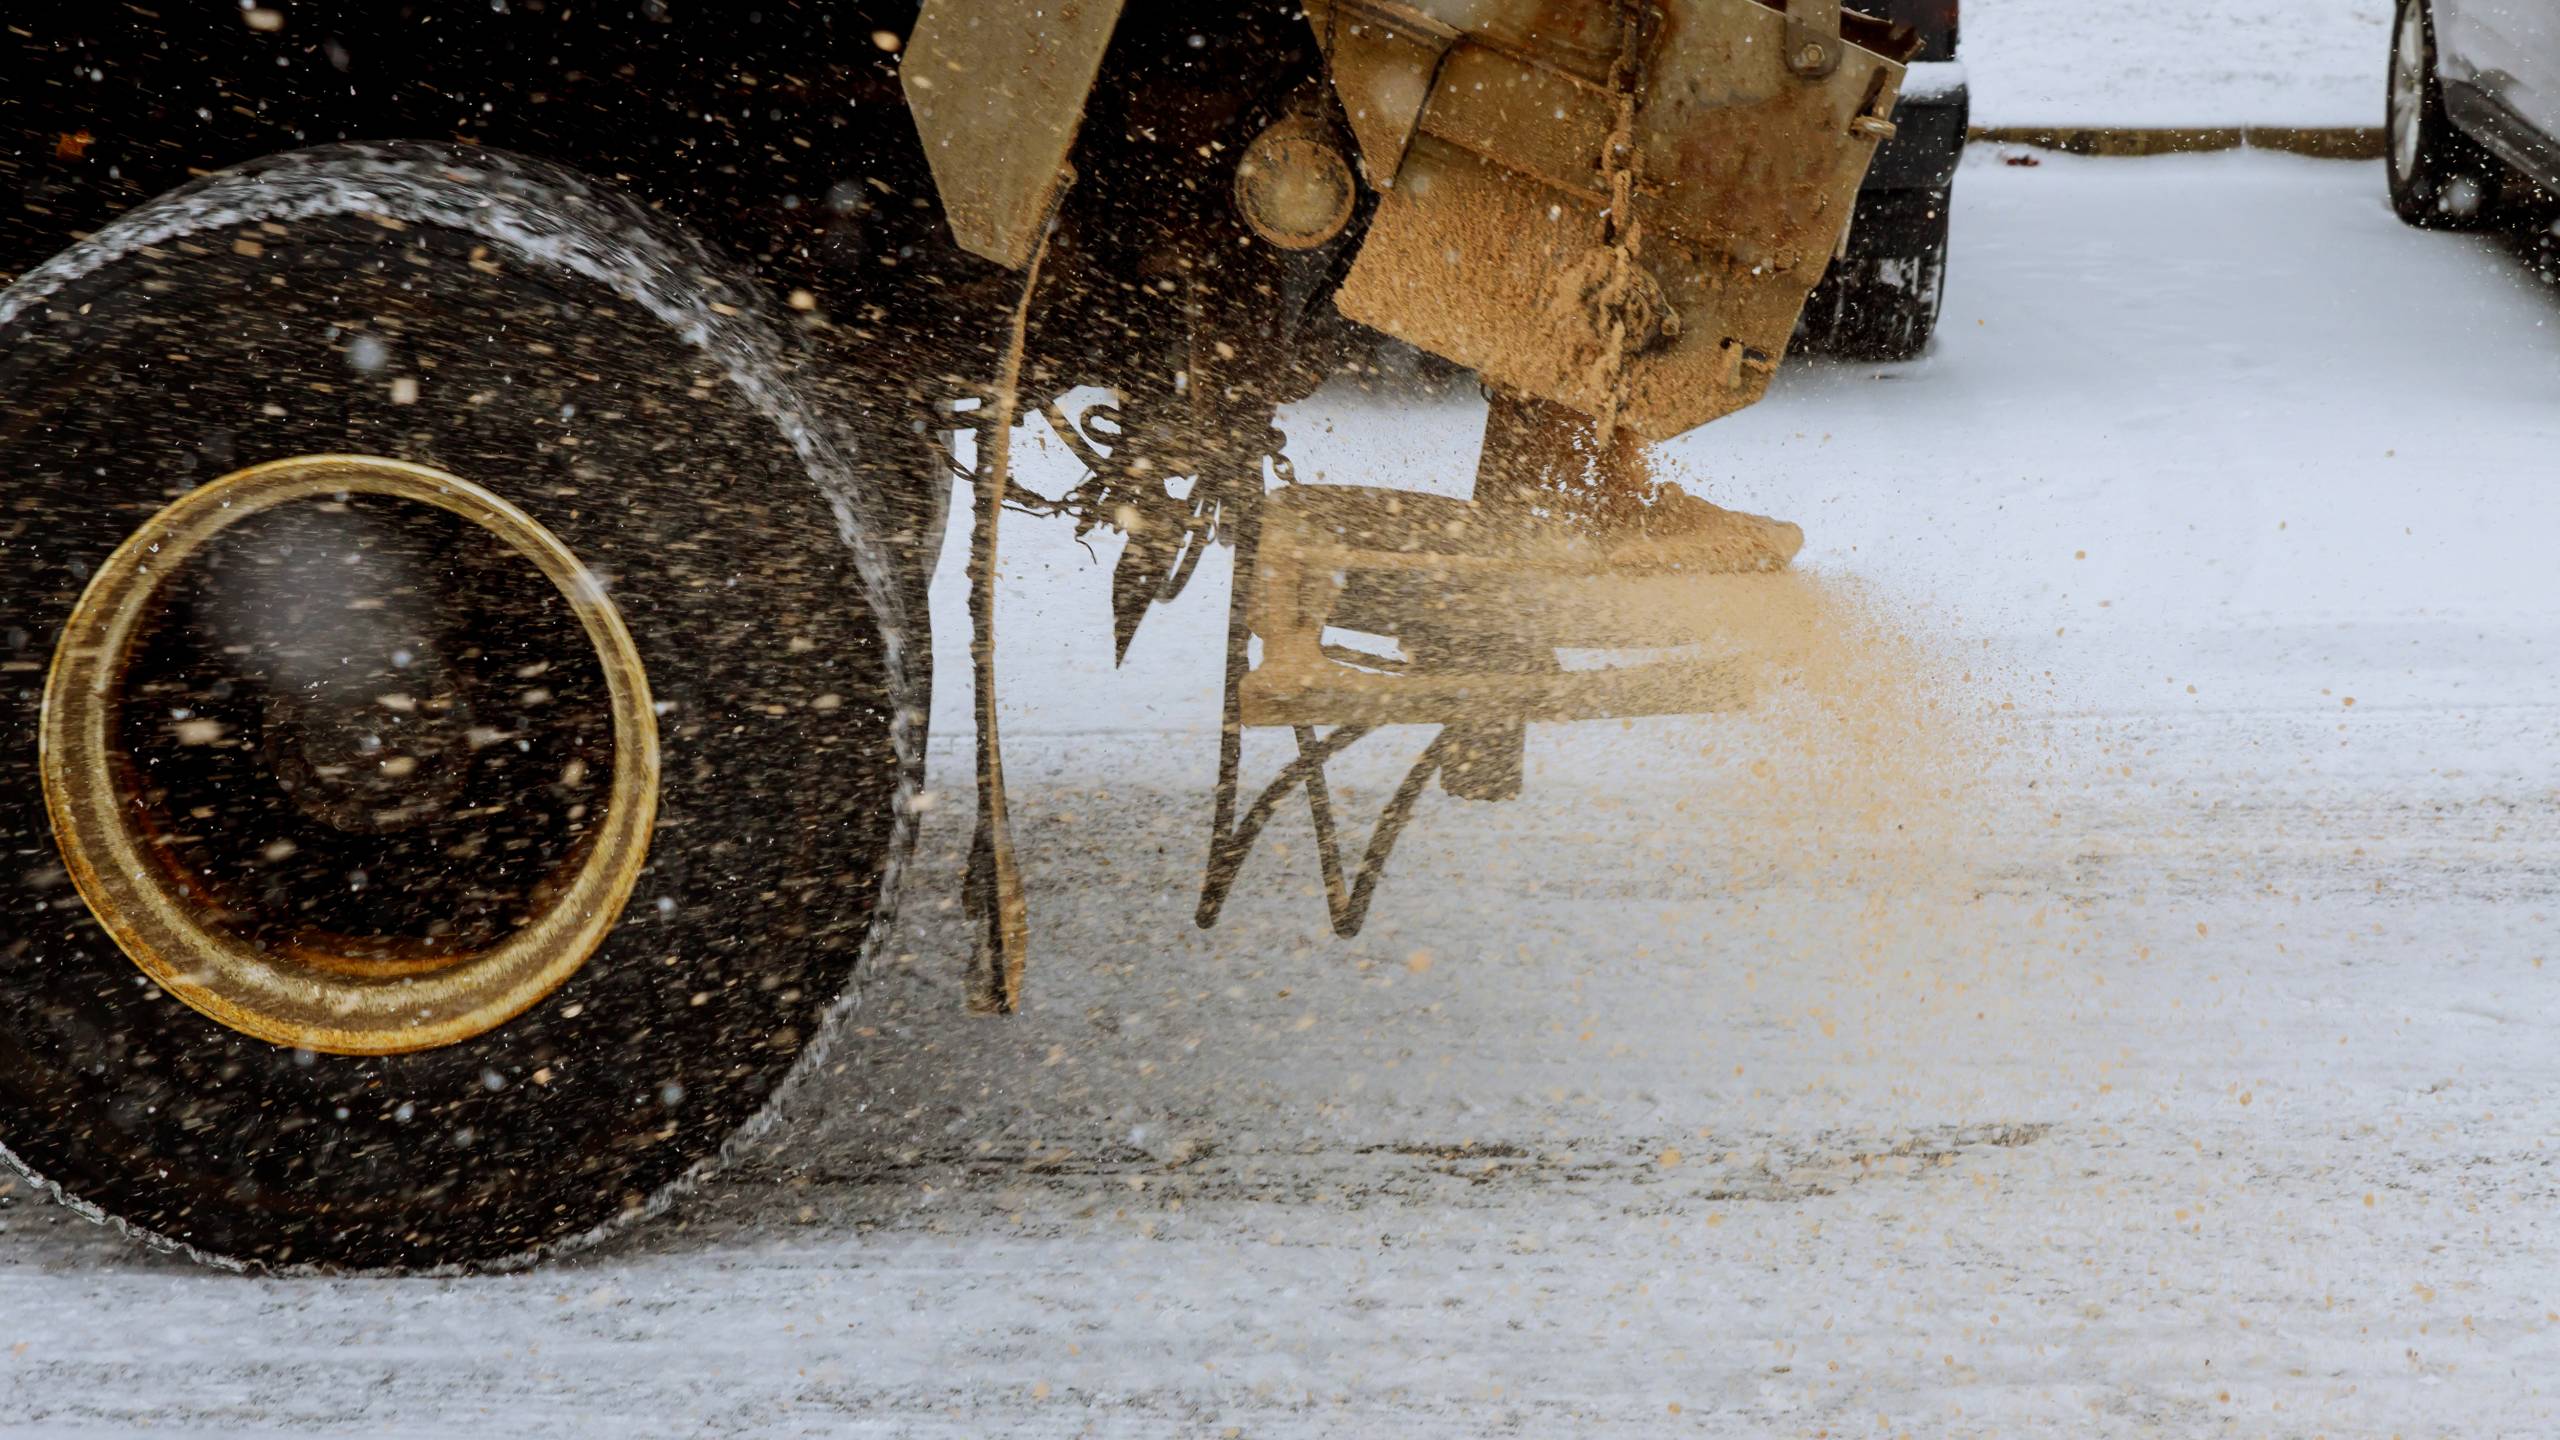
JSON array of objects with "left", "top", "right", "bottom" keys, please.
[
  {"left": 1795, "top": 186, "right": 1951, "bottom": 364},
  {"left": 2388, "top": 0, "right": 2511, "bottom": 229},
  {"left": 0, "top": 143, "right": 922, "bottom": 1272}
]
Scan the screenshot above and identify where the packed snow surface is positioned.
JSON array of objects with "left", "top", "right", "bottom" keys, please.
[
  {"left": 1964, "top": 0, "right": 2394, "bottom": 128},
  {"left": 7, "top": 152, "right": 2560, "bottom": 1436}
]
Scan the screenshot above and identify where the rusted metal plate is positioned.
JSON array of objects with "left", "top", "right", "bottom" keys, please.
[
  {"left": 1303, "top": 0, "right": 1461, "bottom": 187},
  {"left": 1327, "top": 0, "right": 1914, "bottom": 441},
  {"left": 902, "top": 0, "right": 1126, "bottom": 270},
  {"left": 1420, "top": 42, "right": 1619, "bottom": 198},
  {"left": 1615, "top": 0, "right": 1905, "bottom": 434},
  {"left": 1407, "top": 0, "right": 1622, "bottom": 81}
]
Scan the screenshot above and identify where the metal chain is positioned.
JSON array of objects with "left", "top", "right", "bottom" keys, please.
[{"left": 1590, "top": 0, "right": 1654, "bottom": 439}]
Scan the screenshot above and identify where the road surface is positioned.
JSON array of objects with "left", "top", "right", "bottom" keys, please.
[{"left": 4, "top": 152, "right": 2558, "bottom": 1437}]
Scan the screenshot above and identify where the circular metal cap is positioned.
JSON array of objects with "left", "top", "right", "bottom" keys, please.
[{"left": 1234, "top": 115, "right": 1360, "bottom": 252}]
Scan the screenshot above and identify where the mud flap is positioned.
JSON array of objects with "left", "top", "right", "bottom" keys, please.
[{"left": 902, "top": 0, "right": 1128, "bottom": 270}]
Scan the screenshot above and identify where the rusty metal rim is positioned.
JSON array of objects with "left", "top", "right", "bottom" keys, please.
[{"left": 38, "top": 455, "right": 660, "bottom": 1056}]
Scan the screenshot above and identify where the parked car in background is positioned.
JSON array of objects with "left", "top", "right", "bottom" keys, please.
[
  {"left": 1797, "top": 0, "right": 1966, "bottom": 361},
  {"left": 2389, "top": 0, "right": 2560, "bottom": 227}
]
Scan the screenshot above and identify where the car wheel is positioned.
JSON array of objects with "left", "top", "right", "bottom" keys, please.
[
  {"left": 0, "top": 143, "right": 921, "bottom": 1272},
  {"left": 1795, "top": 186, "right": 1951, "bottom": 364},
  {"left": 2388, "top": 0, "right": 2511, "bottom": 229}
]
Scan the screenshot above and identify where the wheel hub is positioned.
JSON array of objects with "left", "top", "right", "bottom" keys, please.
[{"left": 39, "top": 455, "right": 660, "bottom": 1054}]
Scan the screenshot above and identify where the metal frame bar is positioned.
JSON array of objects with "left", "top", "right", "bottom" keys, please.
[
  {"left": 1196, "top": 506, "right": 1454, "bottom": 938},
  {"left": 1785, "top": 0, "right": 1844, "bottom": 77},
  {"left": 1196, "top": 722, "right": 1456, "bottom": 939},
  {"left": 957, "top": 233, "right": 1053, "bottom": 1016}
]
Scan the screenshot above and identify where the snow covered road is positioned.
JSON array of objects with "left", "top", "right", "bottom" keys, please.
[{"left": 6, "top": 153, "right": 2559, "bottom": 1437}]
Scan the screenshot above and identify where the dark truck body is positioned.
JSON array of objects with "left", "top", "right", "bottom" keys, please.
[
  {"left": 1800, "top": 0, "right": 1964, "bottom": 360},
  {"left": 0, "top": 2, "right": 945, "bottom": 291},
  {"left": 1863, "top": 0, "right": 1964, "bottom": 192}
]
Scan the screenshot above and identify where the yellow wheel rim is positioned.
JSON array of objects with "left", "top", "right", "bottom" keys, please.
[{"left": 39, "top": 455, "right": 660, "bottom": 1055}]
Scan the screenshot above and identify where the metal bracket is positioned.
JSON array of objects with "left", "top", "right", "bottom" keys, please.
[
  {"left": 1196, "top": 498, "right": 1450, "bottom": 939},
  {"left": 1785, "top": 0, "right": 1843, "bottom": 78},
  {"left": 1197, "top": 721, "right": 1454, "bottom": 939},
  {"left": 1194, "top": 476, "right": 1758, "bottom": 937}
]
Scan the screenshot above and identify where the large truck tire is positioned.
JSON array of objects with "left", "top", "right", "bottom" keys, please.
[
  {"left": 1795, "top": 186, "right": 1951, "bottom": 364},
  {"left": 0, "top": 144, "right": 920, "bottom": 1272}
]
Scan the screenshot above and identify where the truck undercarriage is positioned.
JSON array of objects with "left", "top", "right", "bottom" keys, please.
[{"left": 0, "top": 0, "right": 1914, "bottom": 1270}]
